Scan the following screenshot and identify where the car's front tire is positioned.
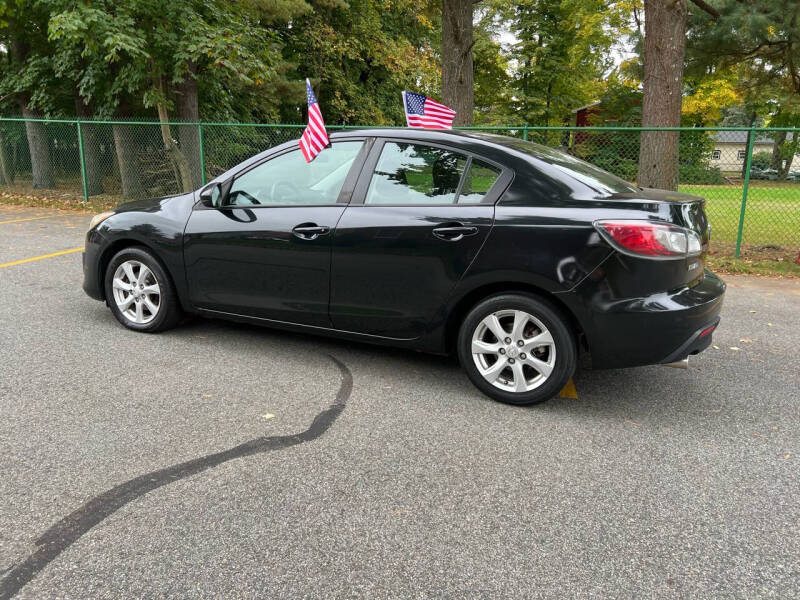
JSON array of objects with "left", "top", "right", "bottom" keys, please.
[
  {"left": 457, "top": 293, "right": 576, "bottom": 406},
  {"left": 104, "top": 246, "right": 182, "bottom": 333}
]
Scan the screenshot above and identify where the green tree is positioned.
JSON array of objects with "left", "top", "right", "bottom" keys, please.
[
  {"left": 47, "top": 0, "right": 288, "bottom": 194},
  {"left": 281, "top": 0, "right": 439, "bottom": 124},
  {"left": 0, "top": 0, "right": 59, "bottom": 188},
  {"left": 688, "top": 0, "right": 800, "bottom": 180},
  {"left": 506, "top": 0, "right": 631, "bottom": 128}
]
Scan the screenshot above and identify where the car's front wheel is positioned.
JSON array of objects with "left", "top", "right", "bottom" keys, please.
[
  {"left": 104, "top": 246, "right": 182, "bottom": 333},
  {"left": 457, "top": 293, "right": 576, "bottom": 405}
]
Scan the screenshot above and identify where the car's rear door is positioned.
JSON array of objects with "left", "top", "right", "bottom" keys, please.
[
  {"left": 184, "top": 139, "right": 368, "bottom": 326},
  {"left": 330, "top": 138, "right": 510, "bottom": 339}
]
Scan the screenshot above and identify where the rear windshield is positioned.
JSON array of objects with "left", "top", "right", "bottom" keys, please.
[{"left": 488, "top": 136, "right": 640, "bottom": 195}]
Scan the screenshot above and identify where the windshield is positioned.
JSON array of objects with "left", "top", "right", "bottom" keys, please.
[{"left": 486, "top": 136, "right": 640, "bottom": 195}]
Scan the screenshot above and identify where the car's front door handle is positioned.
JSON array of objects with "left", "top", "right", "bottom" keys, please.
[
  {"left": 292, "top": 223, "right": 330, "bottom": 240},
  {"left": 432, "top": 224, "right": 479, "bottom": 242}
]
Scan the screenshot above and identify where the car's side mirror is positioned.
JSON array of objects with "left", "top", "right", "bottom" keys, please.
[{"left": 199, "top": 183, "right": 223, "bottom": 208}]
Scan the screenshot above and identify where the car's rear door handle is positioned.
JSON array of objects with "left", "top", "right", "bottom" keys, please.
[
  {"left": 292, "top": 223, "right": 330, "bottom": 240},
  {"left": 432, "top": 224, "right": 479, "bottom": 242}
]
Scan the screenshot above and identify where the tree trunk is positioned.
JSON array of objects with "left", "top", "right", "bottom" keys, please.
[
  {"left": 740, "top": 111, "right": 756, "bottom": 179},
  {"left": 0, "top": 130, "right": 13, "bottom": 185},
  {"left": 441, "top": 0, "right": 474, "bottom": 126},
  {"left": 176, "top": 64, "right": 203, "bottom": 189},
  {"left": 112, "top": 123, "right": 146, "bottom": 198},
  {"left": 156, "top": 101, "right": 194, "bottom": 194},
  {"left": 771, "top": 130, "right": 786, "bottom": 177},
  {"left": 780, "top": 131, "right": 798, "bottom": 179},
  {"left": 74, "top": 97, "right": 104, "bottom": 195},
  {"left": 9, "top": 31, "right": 53, "bottom": 189},
  {"left": 637, "top": 0, "right": 687, "bottom": 191},
  {"left": 21, "top": 104, "right": 55, "bottom": 189}
]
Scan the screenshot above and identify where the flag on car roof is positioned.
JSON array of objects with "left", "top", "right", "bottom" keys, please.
[
  {"left": 402, "top": 91, "right": 456, "bottom": 129},
  {"left": 299, "top": 78, "right": 329, "bottom": 162}
]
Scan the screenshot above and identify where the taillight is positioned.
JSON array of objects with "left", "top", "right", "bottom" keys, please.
[{"left": 594, "top": 220, "right": 703, "bottom": 260}]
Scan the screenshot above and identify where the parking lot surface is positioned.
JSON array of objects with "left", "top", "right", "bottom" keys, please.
[{"left": 1, "top": 205, "right": 798, "bottom": 598}]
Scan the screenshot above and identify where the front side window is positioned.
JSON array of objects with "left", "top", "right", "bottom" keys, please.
[
  {"left": 365, "top": 142, "right": 468, "bottom": 205},
  {"left": 226, "top": 141, "right": 362, "bottom": 206}
]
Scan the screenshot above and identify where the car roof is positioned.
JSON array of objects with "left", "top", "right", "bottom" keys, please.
[
  {"left": 330, "top": 127, "right": 513, "bottom": 150},
  {"left": 330, "top": 128, "right": 547, "bottom": 171}
]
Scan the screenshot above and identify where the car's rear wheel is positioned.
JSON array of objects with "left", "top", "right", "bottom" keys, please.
[
  {"left": 104, "top": 246, "right": 182, "bottom": 333},
  {"left": 457, "top": 293, "right": 576, "bottom": 405}
]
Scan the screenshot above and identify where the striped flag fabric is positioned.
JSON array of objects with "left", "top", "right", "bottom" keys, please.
[
  {"left": 402, "top": 91, "right": 456, "bottom": 129},
  {"left": 299, "top": 78, "right": 329, "bottom": 162}
]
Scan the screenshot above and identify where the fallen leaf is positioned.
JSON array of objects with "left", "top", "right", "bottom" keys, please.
[
  {"left": 785, "top": 454, "right": 791, "bottom": 459},
  {"left": 730, "top": 347, "right": 740, "bottom": 351},
  {"left": 767, "top": 322, "right": 774, "bottom": 327},
  {"left": 202, "top": 393, "right": 212, "bottom": 398},
  {"left": 712, "top": 345, "right": 720, "bottom": 349},
  {"left": 739, "top": 338, "right": 752, "bottom": 343},
  {"left": 753, "top": 433, "right": 766, "bottom": 438},
  {"left": 262, "top": 413, "right": 275, "bottom": 420},
  {"left": 749, "top": 310, "right": 756, "bottom": 313},
  {"left": 624, "top": 419, "right": 640, "bottom": 427}
]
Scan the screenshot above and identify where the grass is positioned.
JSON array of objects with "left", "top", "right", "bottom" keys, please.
[
  {"left": 679, "top": 182, "right": 800, "bottom": 249},
  {"left": 706, "top": 254, "right": 800, "bottom": 278}
]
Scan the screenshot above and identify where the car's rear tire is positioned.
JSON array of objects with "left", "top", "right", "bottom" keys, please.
[
  {"left": 457, "top": 293, "right": 576, "bottom": 406},
  {"left": 104, "top": 246, "right": 182, "bottom": 333}
]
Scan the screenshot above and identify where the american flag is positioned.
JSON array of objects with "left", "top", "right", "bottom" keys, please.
[
  {"left": 402, "top": 91, "right": 456, "bottom": 129},
  {"left": 299, "top": 78, "right": 329, "bottom": 162}
]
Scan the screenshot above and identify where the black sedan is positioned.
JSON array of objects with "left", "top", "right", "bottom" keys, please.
[{"left": 83, "top": 129, "right": 725, "bottom": 405}]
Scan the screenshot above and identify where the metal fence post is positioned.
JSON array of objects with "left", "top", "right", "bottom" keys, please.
[
  {"left": 76, "top": 120, "right": 89, "bottom": 203},
  {"left": 522, "top": 125, "right": 528, "bottom": 141},
  {"left": 198, "top": 123, "right": 206, "bottom": 185},
  {"left": 735, "top": 127, "right": 757, "bottom": 258}
]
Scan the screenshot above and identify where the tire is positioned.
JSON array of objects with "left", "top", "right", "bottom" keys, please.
[
  {"left": 104, "top": 246, "right": 182, "bottom": 333},
  {"left": 457, "top": 293, "right": 576, "bottom": 406}
]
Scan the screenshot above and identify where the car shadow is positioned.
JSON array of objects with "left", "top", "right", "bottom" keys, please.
[{"left": 172, "top": 315, "right": 707, "bottom": 424}]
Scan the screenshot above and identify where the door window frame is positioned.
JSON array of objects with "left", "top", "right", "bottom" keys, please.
[
  {"left": 194, "top": 137, "right": 373, "bottom": 210},
  {"left": 349, "top": 138, "right": 513, "bottom": 207}
]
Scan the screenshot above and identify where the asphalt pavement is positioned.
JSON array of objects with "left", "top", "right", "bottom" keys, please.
[{"left": 1, "top": 204, "right": 798, "bottom": 598}]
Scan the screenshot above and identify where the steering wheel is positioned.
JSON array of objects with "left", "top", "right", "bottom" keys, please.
[
  {"left": 227, "top": 190, "right": 261, "bottom": 206},
  {"left": 270, "top": 180, "right": 300, "bottom": 204}
]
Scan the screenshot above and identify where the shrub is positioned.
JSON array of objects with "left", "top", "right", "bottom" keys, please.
[
  {"left": 750, "top": 151, "right": 772, "bottom": 170},
  {"left": 679, "top": 163, "right": 726, "bottom": 184}
]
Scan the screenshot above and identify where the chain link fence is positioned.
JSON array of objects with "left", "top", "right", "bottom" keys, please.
[{"left": 1, "top": 117, "right": 798, "bottom": 261}]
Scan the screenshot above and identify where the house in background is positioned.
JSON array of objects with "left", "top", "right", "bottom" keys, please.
[
  {"left": 571, "top": 101, "right": 603, "bottom": 127},
  {"left": 709, "top": 131, "right": 773, "bottom": 173}
]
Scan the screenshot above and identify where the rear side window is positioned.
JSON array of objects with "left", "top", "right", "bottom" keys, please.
[
  {"left": 365, "top": 142, "right": 468, "bottom": 205},
  {"left": 363, "top": 142, "right": 502, "bottom": 205},
  {"left": 458, "top": 159, "right": 501, "bottom": 204}
]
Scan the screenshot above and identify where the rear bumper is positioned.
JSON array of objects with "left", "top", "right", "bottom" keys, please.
[
  {"left": 659, "top": 318, "right": 719, "bottom": 364},
  {"left": 561, "top": 268, "right": 725, "bottom": 369}
]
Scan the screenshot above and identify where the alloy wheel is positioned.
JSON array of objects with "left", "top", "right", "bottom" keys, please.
[
  {"left": 471, "top": 309, "right": 556, "bottom": 393},
  {"left": 111, "top": 260, "right": 161, "bottom": 325}
]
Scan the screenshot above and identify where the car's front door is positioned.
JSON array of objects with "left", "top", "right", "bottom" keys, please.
[
  {"left": 330, "top": 139, "right": 509, "bottom": 339},
  {"left": 184, "top": 140, "right": 367, "bottom": 326}
]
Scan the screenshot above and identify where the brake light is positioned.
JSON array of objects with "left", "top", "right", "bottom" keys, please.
[
  {"left": 699, "top": 323, "right": 717, "bottom": 338},
  {"left": 594, "top": 220, "right": 703, "bottom": 259}
]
